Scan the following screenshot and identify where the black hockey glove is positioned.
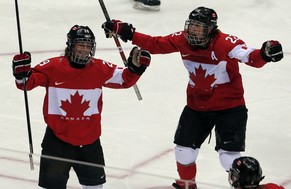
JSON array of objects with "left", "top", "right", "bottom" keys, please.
[
  {"left": 127, "top": 46, "right": 151, "bottom": 75},
  {"left": 12, "top": 52, "right": 32, "bottom": 83},
  {"left": 101, "top": 19, "right": 135, "bottom": 42},
  {"left": 260, "top": 40, "right": 283, "bottom": 62}
]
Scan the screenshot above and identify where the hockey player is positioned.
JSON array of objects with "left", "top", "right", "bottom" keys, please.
[
  {"left": 101, "top": 6, "right": 284, "bottom": 189},
  {"left": 133, "top": 0, "right": 161, "bottom": 11},
  {"left": 229, "top": 156, "right": 285, "bottom": 189},
  {"left": 12, "top": 25, "right": 151, "bottom": 189}
]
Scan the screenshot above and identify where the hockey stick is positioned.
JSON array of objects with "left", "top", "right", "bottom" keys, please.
[
  {"left": 98, "top": 0, "right": 143, "bottom": 100},
  {"left": 14, "top": 0, "right": 34, "bottom": 170}
]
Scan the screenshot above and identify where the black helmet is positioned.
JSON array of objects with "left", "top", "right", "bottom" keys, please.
[
  {"left": 184, "top": 6, "right": 218, "bottom": 47},
  {"left": 189, "top": 6, "right": 217, "bottom": 27},
  {"left": 229, "top": 156, "right": 265, "bottom": 189},
  {"left": 66, "top": 25, "right": 96, "bottom": 67}
]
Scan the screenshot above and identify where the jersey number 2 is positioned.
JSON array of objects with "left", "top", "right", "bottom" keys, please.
[{"left": 225, "top": 35, "right": 239, "bottom": 44}]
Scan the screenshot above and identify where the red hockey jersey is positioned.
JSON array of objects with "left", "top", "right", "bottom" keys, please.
[
  {"left": 132, "top": 30, "right": 267, "bottom": 111},
  {"left": 16, "top": 56, "right": 140, "bottom": 146},
  {"left": 258, "top": 183, "right": 285, "bottom": 189}
]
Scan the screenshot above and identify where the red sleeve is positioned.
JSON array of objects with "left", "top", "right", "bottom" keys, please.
[
  {"left": 102, "top": 69, "right": 140, "bottom": 89},
  {"left": 121, "top": 68, "right": 140, "bottom": 88},
  {"left": 16, "top": 67, "right": 49, "bottom": 91},
  {"left": 246, "top": 49, "right": 267, "bottom": 68},
  {"left": 215, "top": 32, "right": 267, "bottom": 68},
  {"left": 99, "top": 60, "right": 140, "bottom": 89},
  {"left": 132, "top": 31, "right": 181, "bottom": 54},
  {"left": 259, "top": 183, "right": 285, "bottom": 189}
]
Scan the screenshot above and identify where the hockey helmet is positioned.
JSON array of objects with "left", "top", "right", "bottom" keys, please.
[
  {"left": 66, "top": 25, "right": 96, "bottom": 66},
  {"left": 229, "top": 156, "right": 264, "bottom": 189},
  {"left": 184, "top": 6, "right": 218, "bottom": 47}
]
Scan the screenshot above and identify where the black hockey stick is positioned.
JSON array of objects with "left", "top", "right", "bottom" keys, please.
[
  {"left": 98, "top": 0, "right": 143, "bottom": 100},
  {"left": 14, "top": 0, "right": 34, "bottom": 170}
]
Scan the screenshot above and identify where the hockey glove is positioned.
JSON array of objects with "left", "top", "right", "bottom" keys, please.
[
  {"left": 260, "top": 40, "right": 283, "bottom": 62},
  {"left": 127, "top": 46, "right": 151, "bottom": 75},
  {"left": 101, "top": 19, "right": 135, "bottom": 42},
  {"left": 12, "top": 52, "right": 32, "bottom": 83}
]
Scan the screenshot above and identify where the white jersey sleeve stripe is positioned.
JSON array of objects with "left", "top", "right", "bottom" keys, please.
[{"left": 228, "top": 44, "right": 255, "bottom": 63}]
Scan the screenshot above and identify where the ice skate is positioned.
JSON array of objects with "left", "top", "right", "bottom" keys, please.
[{"left": 133, "top": 0, "right": 161, "bottom": 11}]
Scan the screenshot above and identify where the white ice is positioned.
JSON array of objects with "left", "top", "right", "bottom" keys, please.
[{"left": 0, "top": 0, "right": 291, "bottom": 188}]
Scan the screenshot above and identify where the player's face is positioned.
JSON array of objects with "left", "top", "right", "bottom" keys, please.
[
  {"left": 187, "top": 20, "right": 207, "bottom": 38},
  {"left": 74, "top": 42, "right": 93, "bottom": 56}
]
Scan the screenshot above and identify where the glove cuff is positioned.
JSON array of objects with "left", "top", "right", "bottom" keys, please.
[
  {"left": 13, "top": 70, "right": 32, "bottom": 81},
  {"left": 260, "top": 49, "right": 272, "bottom": 62},
  {"left": 15, "top": 77, "right": 29, "bottom": 84}
]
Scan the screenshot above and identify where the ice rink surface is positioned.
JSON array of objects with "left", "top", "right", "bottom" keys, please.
[{"left": 0, "top": 0, "right": 291, "bottom": 188}]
